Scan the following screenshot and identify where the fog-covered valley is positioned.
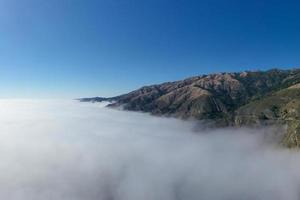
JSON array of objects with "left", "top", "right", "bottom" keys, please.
[{"left": 0, "top": 100, "right": 300, "bottom": 200}]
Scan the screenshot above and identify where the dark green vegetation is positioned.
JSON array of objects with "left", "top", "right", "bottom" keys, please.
[{"left": 81, "top": 68, "right": 300, "bottom": 147}]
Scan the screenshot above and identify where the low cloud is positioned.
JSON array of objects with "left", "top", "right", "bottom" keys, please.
[{"left": 0, "top": 100, "right": 299, "bottom": 200}]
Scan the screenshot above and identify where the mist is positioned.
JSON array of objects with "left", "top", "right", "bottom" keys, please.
[{"left": 0, "top": 100, "right": 300, "bottom": 200}]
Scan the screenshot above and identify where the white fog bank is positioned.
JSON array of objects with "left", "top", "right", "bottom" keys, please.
[{"left": 0, "top": 100, "right": 299, "bottom": 200}]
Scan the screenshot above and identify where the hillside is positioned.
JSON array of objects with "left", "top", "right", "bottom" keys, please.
[{"left": 81, "top": 68, "right": 300, "bottom": 147}]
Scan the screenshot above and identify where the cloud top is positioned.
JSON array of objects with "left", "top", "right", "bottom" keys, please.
[{"left": 0, "top": 100, "right": 298, "bottom": 200}]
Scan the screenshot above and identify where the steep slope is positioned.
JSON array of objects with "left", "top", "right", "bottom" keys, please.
[
  {"left": 81, "top": 68, "right": 300, "bottom": 147},
  {"left": 235, "top": 87, "right": 300, "bottom": 147},
  {"left": 109, "top": 69, "right": 299, "bottom": 120}
]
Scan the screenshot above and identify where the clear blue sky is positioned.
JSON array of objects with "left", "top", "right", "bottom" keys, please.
[{"left": 1, "top": 0, "right": 300, "bottom": 98}]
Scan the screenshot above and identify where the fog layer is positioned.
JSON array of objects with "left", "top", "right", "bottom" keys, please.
[{"left": 0, "top": 100, "right": 299, "bottom": 200}]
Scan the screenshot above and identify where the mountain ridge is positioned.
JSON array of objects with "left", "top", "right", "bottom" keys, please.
[{"left": 81, "top": 68, "right": 300, "bottom": 147}]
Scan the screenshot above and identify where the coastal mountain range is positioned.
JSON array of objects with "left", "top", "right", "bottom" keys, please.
[{"left": 80, "top": 68, "right": 300, "bottom": 147}]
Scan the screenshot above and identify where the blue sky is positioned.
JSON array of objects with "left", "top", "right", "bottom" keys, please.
[{"left": 0, "top": 0, "right": 300, "bottom": 98}]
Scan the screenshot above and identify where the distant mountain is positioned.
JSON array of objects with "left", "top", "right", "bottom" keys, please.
[
  {"left": 78, "top": 97, "right": 111, "bottom": 103},
  {"left": 81, "top": 68, "right": 300, "bottom": 147}
]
